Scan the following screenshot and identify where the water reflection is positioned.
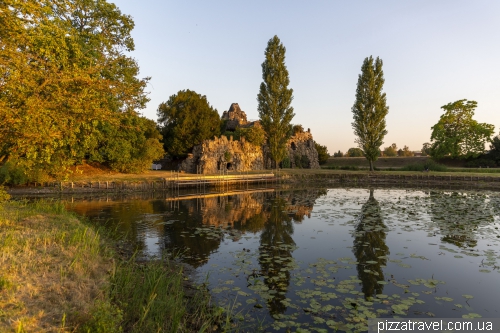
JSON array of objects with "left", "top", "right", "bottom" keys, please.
[
  {"left": 66, "top": 189, "right": 327, "bottom": 269},
  {"left": 57, "top": 187, "right": 500, "bottom": 329},
  {"left": 428, "top": 191, "right": 495, "bottom": 248},
  {"left": 258, "top": 195, "right": 296, "bottom": 315},
  {"left": 353, "top": 189, "right": 389, "bottom": 299}
]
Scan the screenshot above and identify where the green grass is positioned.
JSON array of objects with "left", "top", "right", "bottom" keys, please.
[
  {"left": 109, "top": 256, "right": 222, "bottom": 333},
  {"left": 0, "top": 199, "right": 224, "bottom": 333}
]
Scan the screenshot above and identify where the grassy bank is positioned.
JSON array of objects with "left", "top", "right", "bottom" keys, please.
[
  {"left": 0, "top": 196, "right": 223, "bottom": 332},
  {"left": 280, "top": 168, "right": 500, "bottom": 178},
  {"left": 324, "top": 156, "right": 431, "bottom": 169},
  {"left": 322, "top": 156, "right": 500, "bottom": 174}
]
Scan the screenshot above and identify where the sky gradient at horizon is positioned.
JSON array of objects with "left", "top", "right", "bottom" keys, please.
[{"left": 111, "top": 0, "right": 500, "bottom": 153}]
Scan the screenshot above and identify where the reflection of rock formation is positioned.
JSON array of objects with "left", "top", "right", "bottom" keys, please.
[
  {"left": 353, "top": 189, "right": 389, "bottom": 299},
  {"left": 68, "top": 188, "right": 327, "bottom": 272},
  {"left": 199, "top": 192, "right": 266, "bottom": 228},
  {"left": 429, "top": 192, "right": 494, "bottom": 248},
  {"left": 159, "top": 190, "right": 325, "bottom": 268},
  {"left": 281, "top": 188, "right": 327, "bottom": 222},
  {"left": 258, "top": 195, "right": 296, "bottom": 315}
]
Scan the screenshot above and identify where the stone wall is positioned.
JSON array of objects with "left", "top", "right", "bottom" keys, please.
[{"left": 180, "top": 135, "right": 264, "bottom": 174}]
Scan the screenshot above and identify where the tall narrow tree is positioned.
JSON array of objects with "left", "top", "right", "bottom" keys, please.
[
  {"left": 257, "top": 35, "right": 295, "bottom": 168},
  {"left": 351, "top": 56, "right": 389, "bottom": 171}
]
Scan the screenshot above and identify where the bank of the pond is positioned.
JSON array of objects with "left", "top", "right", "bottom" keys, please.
[
  {"left": 280, "top": 169, "right": 500, "bottom": 188},
  {"left": 5, "top": 169, "right": 500, "bottom": 195},
  {"left": 0, "top": 200, "right": 223, "bottom": 332}
]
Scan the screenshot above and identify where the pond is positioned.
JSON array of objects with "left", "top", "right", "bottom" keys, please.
[{"left": 65, "top": 186, "right": 500, "bottom": 332}]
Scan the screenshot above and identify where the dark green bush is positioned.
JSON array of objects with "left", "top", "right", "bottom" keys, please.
[
  {"left": 465, "top": 158, "right": 497, "bottom": 168},
  {"left": 401, "top": 160, "right": 448, "bottom": 172},
  {"left": 0, "top": 186, "right": 10, "bottom": 202},
  {"left": 281, "top": 156, "right": 291, "bottom": 168},
  {"left": 294, "top": 154, "right": 302, "bottom": 168},
  {"left": 300, "top": 155, "right": 310, "bottom": 168},
  {"left": 0, "top": 162, "right": 28, "bottom": 185}
]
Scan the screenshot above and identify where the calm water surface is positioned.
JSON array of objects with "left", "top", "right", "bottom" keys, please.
[{"left": 66, "top": 187, "right": 500, "bottom": 331}]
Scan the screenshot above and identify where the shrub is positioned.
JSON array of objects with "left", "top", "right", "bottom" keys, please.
[
  {"left": 401, "top": 160, "right": 448, "bottom": 172},
  {"left": 0, "top": 186, "right": 10, "bottom": 202},
  {"left": 292, "top": 124, "right": 304, "bottom": 135},
  {"left": 281, "top": 156, "right": 291, "bottom": 168},
  {"left": 465, "top": 158, "right": 497, "bottom": 168},
  {"left": 383, "top": 144, "right": 398, "bottom": 157},
  {"left": 240, "top": 125, "right": 266, "bottom": 147},
  {"left": 294, "top": 154, "right": 302, "bottom": 168},
  {"left": 314, "top": 142, "right": 329, "bottom": 165},
  {"left": 333, "top": 150, "right": 344, "bottom": 158},
  {"left": 0, "top": 162, "right": 28, "bottom": 185},
  {"left": 224, "top": 151, "right": 232, "bottom": 162},
  {"left": 300, "top": 155, "right": 310, "bottom": 168},
  {"left": 346, "top": 148, "right": 364, "bottom": 157}
]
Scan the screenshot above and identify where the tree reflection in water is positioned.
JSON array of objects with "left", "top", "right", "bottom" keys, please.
[
  {"left": 353, "top": 189, "right": 389, "bottom": 299},
  {"left": 258, "top": 194, "right": 296, "bottom": 316}
]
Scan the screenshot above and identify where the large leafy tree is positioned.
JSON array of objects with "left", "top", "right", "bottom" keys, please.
[
  {"left": 257, "top": 35, "right": 295, "bottom": 168},
  {"left": 429, "top": 100, "right": 494, "bottom": 159},
  {"left": 0, "top": 0, "right": 153, "bottom": 178},
  {"left": 89, "top": 115, "right": 164, "bottom": 173},
  {"left": 157, "top": 90, "right": 221, "bottom": 158},
  {"left": 351, "top": 56, "right": 389, "bottom": 171}
]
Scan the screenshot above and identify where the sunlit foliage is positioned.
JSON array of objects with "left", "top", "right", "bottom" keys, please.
[{"left": 0, "top": 0, "right": 161, "bottom": 180}]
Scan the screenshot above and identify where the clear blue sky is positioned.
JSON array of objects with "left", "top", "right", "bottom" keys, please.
[{"left": 112, "top": 0, "right": 500, "bottom": 153}]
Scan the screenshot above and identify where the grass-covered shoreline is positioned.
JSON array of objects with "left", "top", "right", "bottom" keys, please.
[{"left": 0, "top": 196, "right": 223, "bottom": 332}]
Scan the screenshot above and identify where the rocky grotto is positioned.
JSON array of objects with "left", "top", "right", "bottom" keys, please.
[{"left": 179, "top": 103, "right": 320, "bottom": 174}]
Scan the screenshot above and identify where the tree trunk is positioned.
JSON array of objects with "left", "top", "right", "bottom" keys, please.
[{"left": 369, "top": 159, "right": 374, "bottom": 171}]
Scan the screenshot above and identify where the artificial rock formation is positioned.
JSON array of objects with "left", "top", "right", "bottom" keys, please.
[
  {"left": 179, "top": 103, "right": 320, "bottom": 173},
  {"left": 285, "top": 130, "right": 320, "bottom": 169},
  {"left": 221, "top": 103, "right": 248, "bottom": 131},
  {"left": 180, "top": 135, "right": 264, "bottom": 174}
]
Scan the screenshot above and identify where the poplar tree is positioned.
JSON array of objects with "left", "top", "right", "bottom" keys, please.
[
  {"left": 351, "top": 56, "right": 389, "bottom": 171},
  {"left": 257, "top": 35, "right": 295, "bottom": 168}
]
